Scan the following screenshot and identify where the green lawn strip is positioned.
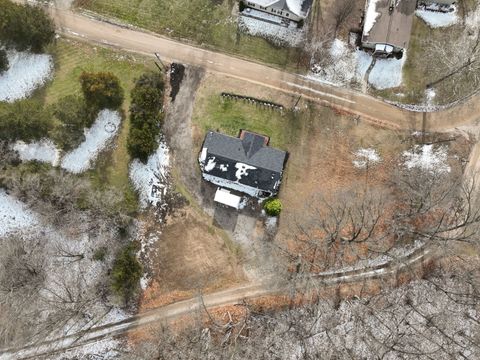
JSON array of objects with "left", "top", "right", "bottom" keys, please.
[
  {"left": 77, "top": 0, "right": 302, "bottom": 68},
  {"left": 193, "top": 95, "right": 302, "bottom": 150}
]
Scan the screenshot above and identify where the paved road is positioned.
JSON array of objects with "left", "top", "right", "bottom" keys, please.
[{"left": 37, "top": 6, "right": 480, "bottom": 132}]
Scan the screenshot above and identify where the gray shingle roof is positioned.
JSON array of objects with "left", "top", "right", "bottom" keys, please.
[{"left": 202, "top": 131, "right": 287, "bottom": 173}]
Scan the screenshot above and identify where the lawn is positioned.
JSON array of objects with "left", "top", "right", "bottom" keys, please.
[
  {"left": 42, "top": 39, "right": 156, "bottom": 211},
  {"left": 76, "top": 0, "right": 303, "bottom": 69},
  {"left": 192, "top": 95, "right": 303, "bottom": 150}
]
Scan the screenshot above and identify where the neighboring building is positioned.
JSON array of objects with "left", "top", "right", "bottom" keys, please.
[
  {"left": 241, "top": 0, "right": 312, "bottom": 22},
  {"left": 417, "top": 0, "right": 456, "bottom": 12},
  {"left": 199, "top": 130, "right": 287, "bottom": 200},
  {"left": 361, "top": 0, "right": 417, "bottom": 57},
  {"left": 419, "top": 0, "right": 455, "bottom": 5}
]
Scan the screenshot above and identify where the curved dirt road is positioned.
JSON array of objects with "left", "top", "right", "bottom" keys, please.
[
  {"left": 1, "top": 245, "right": 430, "bottom": 359},
  {"left": 39, "top": 6, "right": 480, "bottom": 132}
]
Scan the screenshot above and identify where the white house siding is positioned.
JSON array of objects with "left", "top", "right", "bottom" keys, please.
[
  {"left": 202, "top": 173, "right": 261, "bottom": 197},
  {"left": 243, "top": 0, "right": 304, "bottom": 22}
]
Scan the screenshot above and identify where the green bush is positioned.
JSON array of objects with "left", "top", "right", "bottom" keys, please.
[
  {"left": 51, "top": 95, "right": 89, "bottom": 151},
  {"left": 0, "top": 49, "right": 8, "bottom": 74},
  {"left": 127, "top": 125, "right": 158, "bottom": 163},
  {"left": 0, "top": 0, "right": 55, "bottom": 53},
  {"left": 80, "top": 71, "right": 124, "bottom": 110},
  {"left": 127, "top": 72, "right": 165, "bottom": 162},
  {"left": 0, "top": 100, "right": 53, "bottom": 142},
  {"left": 264, "top": 198, "right": 282, "bottom": 216},
  {"left": 111, "top": 242, "right": 142, "bottom": 302}
]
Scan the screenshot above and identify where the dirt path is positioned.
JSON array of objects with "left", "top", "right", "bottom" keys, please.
[
  {"left": 163, "top": 66, "right": 205, "bottom": 198},
  {"left": 0, "top": 244, "right": 432, "bottom": 360},
  {"left": 14, "top": 5, "right": 476, "bottom": 133}
]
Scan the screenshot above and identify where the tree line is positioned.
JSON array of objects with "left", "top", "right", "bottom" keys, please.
[{"left": 0, "top": 0, "right": 55, "bottom": 74}]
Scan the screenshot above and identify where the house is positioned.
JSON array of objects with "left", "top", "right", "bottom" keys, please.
[
  {"left": 361, "top": 0, "right": 417, "bottom": 57},
  {"left": 199, "top": 130, "right": 288, "bottom": 201},
  {"left": 241, "top": 0, "right": 312, "bottom": 22}
]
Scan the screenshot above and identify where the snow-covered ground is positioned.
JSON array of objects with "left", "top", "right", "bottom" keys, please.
[
  {"left": 129, "top": 141, "right": 170, "bottom": 209},
  {"left": 353, "top": 148, "right": 381, "bottom": 169},
  {"left": 368, "top": 54, "right": 406, "bottom": 90},
  {"left": 61, "top": 110, "right": 121, "bottom": 173},
  {"left": 0, "top": 50, "right": 53, "bottom": 102},
  {"left": 416, "top": 8, "right": 458, "bottom": 28},
  {"left": 238, "top": 13, "right": 304, "bottom": 47},
  {"left": 12, "top": 139, "right": 60, "bottom": 166},
  {"left": 403, "top": 144, "right": 451, "bottom": 174},
  {"left": 309, "top": 39, "right": 406, "bottom": 89},
  {"left": 0, "top": 190, "right": 38, "bottom": 237},
  {"left": 364, "top": 0, "right": 381, "bottom": 36}
]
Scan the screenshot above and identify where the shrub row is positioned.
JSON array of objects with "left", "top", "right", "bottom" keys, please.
[{"left": 127, "top": 72, "right": 165, "bottom": 163}]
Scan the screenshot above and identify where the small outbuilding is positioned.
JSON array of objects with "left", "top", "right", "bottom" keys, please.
[{"left": 199, "top": 130, "right": 287, "bottom": 199}]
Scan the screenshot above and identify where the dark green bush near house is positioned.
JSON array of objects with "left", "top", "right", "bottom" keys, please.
[
  {"left": 0, "top": 0, "right": 55, "bottom": 53},
  {"left": 111, "top": 242, "right": 142, "bottom": 302},
  {"left": 239, "top": 1, "right": 246, "bottom": 12},
  {"left": 0, "top": 49, "right": 9, "bottom": 74},
  {"left": 51, "top": 95, "right": 90, "bottom": 151},
  {"left": 80, "top": 71, "right": 124, "bottom": 110},
  {"left": 0, "top": 100, "right": 53, "bottom": 142},
  {"left": 127, "top": 72, "right": 165, "bottom": 163},
  {"left": 264, "top": 198, "right": 283, "bottom": 216}
]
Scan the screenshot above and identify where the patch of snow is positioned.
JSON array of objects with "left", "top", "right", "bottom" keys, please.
[
  {"left": 49, "top": 338, "right": 123, "bottom": 360},
  {"left": 129, "top": 141, "right": 170, "bottom": 209},
  {"left": 355, "top": 50, "right": 373, "bottom": 80},
  {"left": 353, "top": 148, "right": 381, "bottom": 169},
  {"left": 403, "top": 144, "right": 451, "bottom": 174},
  {"left": 368, "top": 54, "right": 406, "bottom": 90},
  {"left": 61, "top": 110, "right": 121, "bottom": 173},
  {"left": 12, "top": 139, "right": 60, "bottom": 166},
  {"left": 416, "top": 8, "right": 459, "bottom": 28},
  {"left": 308, "top": 39, "right": 405, "bottom": 89},
  {"left": 205, "top": 157, "right": 217, "bottom": 172},
  {"left": 0, "top": 190, "right": 38, "bottom": 237},
  {"left": 426, "top": 88, "right": 436, "bottom": 103},
  {"left": 219, "top": 164, "right": 229, "bottom": 172},
  {"left": 310, "top": 40, "right": 359, "bottom": 85},
  {"left": 199, "top": 147, "right": 207, "bottom": 162},
  {"left": 238, "top": 14, "right": 304, "bottom": 47},
  {"left": 286, "top": 0, "right": 306, "bottom": 17},
  {"left": 0, "top": 50, "right": 53, "bottom": 102},
  {"left": 364, "top": 0, "right": 381, "bottom": 36},
  {"left": 235, "top": 162, "right": 257, "bottom": 181}
]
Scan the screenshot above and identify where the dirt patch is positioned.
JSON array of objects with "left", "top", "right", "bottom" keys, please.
[{"left": 139, "top": 207, "right": 245, "bottom": 312}]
